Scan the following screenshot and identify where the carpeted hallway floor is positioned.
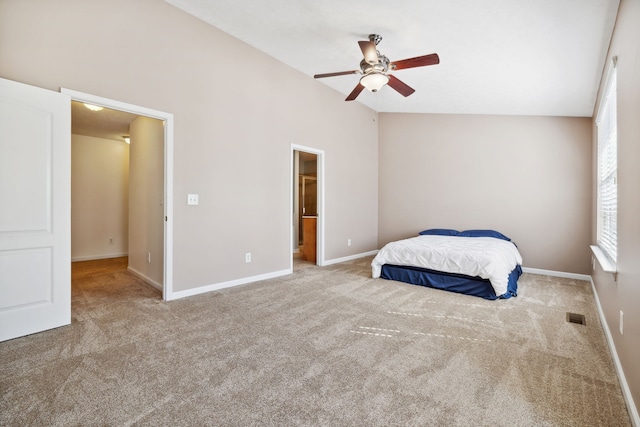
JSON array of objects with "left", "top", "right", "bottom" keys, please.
[{"left": 0, "top": 256, "right": 632, "bottom": 426}]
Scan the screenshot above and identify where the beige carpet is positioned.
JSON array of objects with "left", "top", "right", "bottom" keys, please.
[{"left": 0, "top": 256, "right": 631, "bottom": 426}]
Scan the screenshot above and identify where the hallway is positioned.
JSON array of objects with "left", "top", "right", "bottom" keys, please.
[{"left": 72, "top": 257, "right": 161, "bottom": 323}]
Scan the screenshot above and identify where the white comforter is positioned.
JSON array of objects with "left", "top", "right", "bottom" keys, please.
[{"left": 371, "top": 235, "right": 523, "bottom": 296}]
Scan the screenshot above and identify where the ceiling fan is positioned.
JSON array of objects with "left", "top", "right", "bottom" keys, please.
[{"left": 314, "top": 34, "right": 440, "bottom": 101}]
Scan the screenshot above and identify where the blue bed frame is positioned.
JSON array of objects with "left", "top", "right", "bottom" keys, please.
[{"left": 380, "top": 264, "right": 522, "bottom": 300}]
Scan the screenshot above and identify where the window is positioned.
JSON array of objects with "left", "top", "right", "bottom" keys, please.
[{"left": 596, "top": 62, "right": 617, "bottom": 264}]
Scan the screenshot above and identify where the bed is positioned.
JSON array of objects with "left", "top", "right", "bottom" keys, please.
[{"left": 371, "top": 229, "right": 523, "bottom": 300}]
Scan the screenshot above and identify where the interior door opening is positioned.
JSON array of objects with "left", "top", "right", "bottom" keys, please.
[
  {"left": 70, "top": 101, "right": 164, "bottom": 299},
  {"left": 63, "top": 88, "right": 174, "bottom": 301},
  {"left": 291, "top": 146, "right": 324, "bottom": 271}
]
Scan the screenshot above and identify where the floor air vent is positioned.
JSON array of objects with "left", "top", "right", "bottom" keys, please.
[{"left": 566, "top": 312, "right": 586, "bottom": 325}]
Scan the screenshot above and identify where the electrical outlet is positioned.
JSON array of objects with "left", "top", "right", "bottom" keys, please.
[
  {"left": 187, "top": 194, "right": 199, "bottom": 205},
  {"left": 347, "top": 239, "right": 352, "bottom": 246},
  {"left": 620, "top": 310, "right": 624, "bottom": 335},
  {"left": 245, "top": 252, "right": 251, "bottom": 263},
  {"left": 108, "top": 237, "right": 114, "bottom": 244}
]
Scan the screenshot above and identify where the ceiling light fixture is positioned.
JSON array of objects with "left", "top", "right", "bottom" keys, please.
[
  {"left": 360, "top": 72, "right": 389, "bottom": 92},
  {"left": 123, "top": 136, "right": 130, "bottom": 144},
  {"left": 84, "top": 103, "right": 104, "bottom": 112}
]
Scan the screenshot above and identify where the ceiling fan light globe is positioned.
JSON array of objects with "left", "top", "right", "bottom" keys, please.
[{"left": 360, "top": 73, "right": 389, "bottom": 92}]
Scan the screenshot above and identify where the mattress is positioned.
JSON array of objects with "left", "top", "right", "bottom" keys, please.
[{"left": 372, "top": 232, "right": 523, "bottom": 298}]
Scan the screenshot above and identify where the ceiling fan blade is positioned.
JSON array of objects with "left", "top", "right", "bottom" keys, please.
[
  {"left": 391, "top": 53, "right": 440, "bottom": 70},
  {"left": 314, "top": 70, "right": 359, "bottom": 79},
  {"left": 345, "top": 83, "right": 365, "bottom": 101},
  {"left": 358, "top": 40, "right": 378, "bottom": 64},
  {"left": 387, "top": 75, "right": 415, "bottom": 97}
]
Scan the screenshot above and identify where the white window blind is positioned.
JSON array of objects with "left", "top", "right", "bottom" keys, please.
[{"left": 596, "top": 65, "right": 617, "bottom": 263}]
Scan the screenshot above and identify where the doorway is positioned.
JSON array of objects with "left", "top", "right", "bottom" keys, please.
[
  {"left": 291, "top": 145, "right": 324, "bottom": 271},
  {"left": 70, "top": 102, "right": 136, "bottom": 265},
  {"left": 63, "top": 89, "right": 174, "bottom": 300}
]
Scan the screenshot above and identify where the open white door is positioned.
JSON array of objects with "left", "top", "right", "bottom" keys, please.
[{"left": 0, "top": 78, "right": 71, "bottom": 341}]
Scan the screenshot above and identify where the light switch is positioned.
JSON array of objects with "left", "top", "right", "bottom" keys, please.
[{"left": 187, "top": 194, "right": 199, "bottom": 205}]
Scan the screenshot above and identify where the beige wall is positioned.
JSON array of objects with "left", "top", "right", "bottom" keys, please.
[
  {"left": 591, "top": 0, "right": 640, "bottom": 417},
  {"left": 0, "top": 0, "right": 379, "bottom": 292},
  {"left": 128, "top": 116, "right": 164, "bottom": 287},
  {"left": 71, "top": 134, "right": 129, "bottom": 261},
  {"left": 378, "top": 113, "right": 592, "bottom": 274}
]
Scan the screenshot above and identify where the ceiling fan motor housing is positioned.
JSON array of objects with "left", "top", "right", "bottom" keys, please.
[{"left": 360, "top": 55, "right": 390, "bottom": 74}]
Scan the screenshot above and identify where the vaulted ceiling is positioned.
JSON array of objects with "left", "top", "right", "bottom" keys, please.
[
  {"left": 164, "top": 0, "right": 619, "bottom": 117},
  {"left": 74, "top": 1, "right": 620, "bottom": 141}
]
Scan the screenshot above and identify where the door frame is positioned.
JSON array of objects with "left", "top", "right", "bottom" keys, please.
[
  {"left": 290, "top": 144, "right": 325, "bottom": 269},
  {"left": 61, "top": 89, "right": 174, "bottom": 300}
]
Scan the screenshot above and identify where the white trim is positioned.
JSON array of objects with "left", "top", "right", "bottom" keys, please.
[
  {"left": 61, "top": 88, "right": 174, "bottom": 301},
  {"left": 290, "top": 144, "right": 325, "bottom": 268},
  {"left": 167, "top": 269, "right": 291, "bottom": 301},
  {"left": 163, "top": 112, "right": 175, "bottom": 301},
  {"left": 323, "top": 250, "right": 379, "bottom": 266},
  {"left": 589, "top": 277, "right": 640, "bottom": 427},
  {"left": 127, "top": 266, "right": 163, "bottom": 291},
  {"left": 521, "top": 267, "right": 590, "bottom": 281},
  {"left": 590, "top": 245, "right": 617, "bottom": 281},
  {"left": 595, "top": 56, "right": 618, "bottom": 125},
  {"left": 71, "top": 253, "right": 128, "bottom": 262},
  {"left": 594, "top": 61, "right": 618, "bottom": 265},
  {"left": 61, "top": 89, "right": 172, "bottom": 120},
  {"left": 591, "top": 245, "right": 617, "bottom": 272}
]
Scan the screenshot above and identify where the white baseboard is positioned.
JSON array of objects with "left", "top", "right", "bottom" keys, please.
[
  {"left": 322, "top": 250, "right": 379, "bottom": 266},
  {"left": 320, "top": 257, "right": 591, "bottom": 281},
  {"left": 589, "top": 278, "right": 639, "bottom": 426},
  {"left": 127, "top": 266, "right": 163, "bottom": 291},
  {"left": 167, "top": 250, "right": 377, "bottom": 301},
  {"left": 72, "top": 253, "right": 128, "bottom": 262},
  {"left": 521, "top": 267, "right": 590, "bottom": 281},
  {"left": 166, "top": 268, "right": 291, "bottom": 301}
]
